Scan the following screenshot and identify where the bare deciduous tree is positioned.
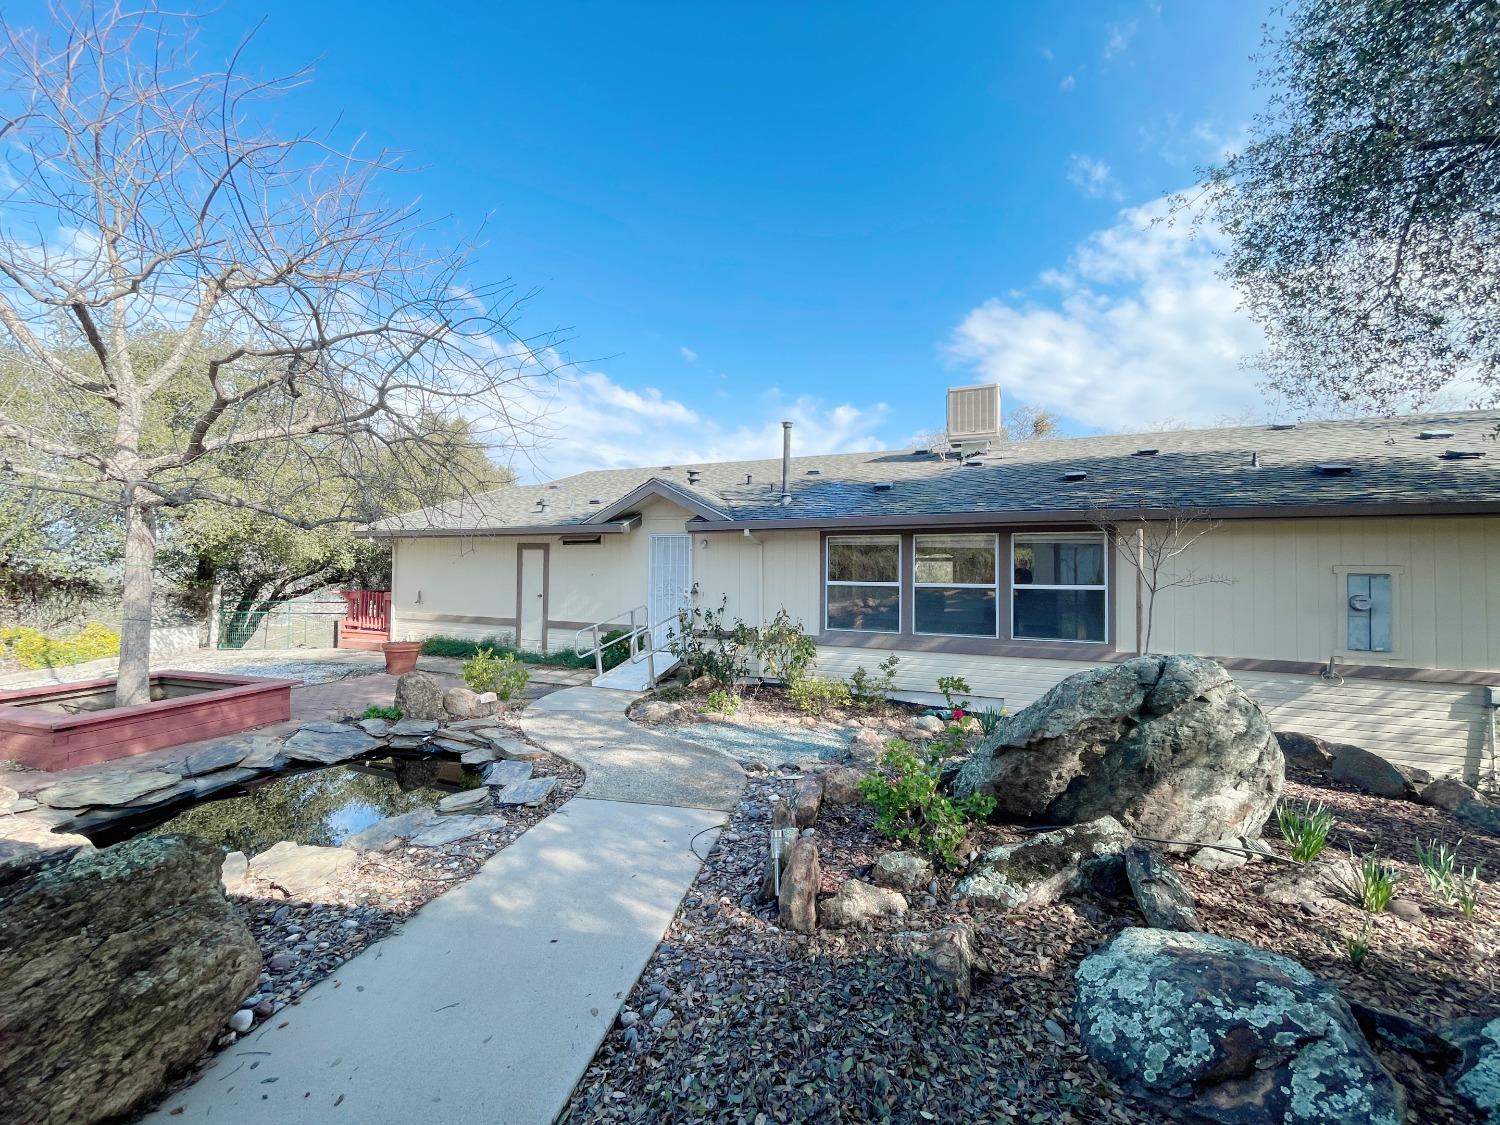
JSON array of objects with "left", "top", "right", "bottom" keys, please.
[
  {"left": 0, "top": 5, "right": 555, "bottom": 704},
  {"left": 1090, "top": 507, "right": 1235, "bottom": 655}
]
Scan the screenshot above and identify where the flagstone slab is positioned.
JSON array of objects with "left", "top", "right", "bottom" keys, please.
[
  {"left": 282, "top": 726, "right": 380, "bottom": 765},
  {"left": 40, "top": 771, "right": 182, "bottom": 809},
  {"left": 482, "top": 760, "right": 534, "bottom": 788},
  {"left": 495, "top": 777, "right": 557, "bottom": 807},
  {"left": 409, "top": 814, "right": 506, "bottom": 848},
  {"left": 180, "top": 741, "right": 252, "bottom": 778}
]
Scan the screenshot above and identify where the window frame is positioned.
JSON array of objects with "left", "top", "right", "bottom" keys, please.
[
  {"left": 1009, "top": 531, "right": 1110, "bottom": 645},
  {"left": 824, "top": 534, "right": 903, "bottom": 634},
  {"left": 1332, "top": 564, "right": 1405, "bottom": 661},
  {"left": 912, "top": 532, "right": 1000, "bottom": 638}
]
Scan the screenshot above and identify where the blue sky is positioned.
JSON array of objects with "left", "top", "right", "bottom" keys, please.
[{"left": 12, "top": 1, "right": 1279, "bottom": 477}]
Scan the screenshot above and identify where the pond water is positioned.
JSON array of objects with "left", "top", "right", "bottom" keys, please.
[{"left": 89, "top": 757, "right": 484, "bottom": 856}]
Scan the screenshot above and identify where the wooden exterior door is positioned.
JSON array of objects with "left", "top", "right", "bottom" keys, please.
[{"left": 518, "top": 545, "right": 547, "bottom": 652}]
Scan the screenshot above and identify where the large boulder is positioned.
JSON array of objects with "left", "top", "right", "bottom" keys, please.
[
  {"left": 443, "top": 686, "right": 498, "bottom": 720},
  {"left": 1441, "top": 1015, "right": 1500, "bottom": 1122},
  {"left": 394, "top": 670, "right": 445, "bottom": 721},
  {"left": 1075, "top": 927, "right": 1405, "bottom": 1125},
  {"left": 954, "top": 816, "right": 1129, "bottom": 909},
  {"left": 0, "top": 835, "right": 261, "bottom": 1123},
  {"left": 952, "top": 655, "right": 1283, "bottom": 849},
  {"left": 1455, "top": 798, "right": 1500, "bottom": 838}
]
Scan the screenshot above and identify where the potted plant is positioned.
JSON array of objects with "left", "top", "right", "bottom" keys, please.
[{"left": 382, "top": 636, "right": 423, "bottom": 675}]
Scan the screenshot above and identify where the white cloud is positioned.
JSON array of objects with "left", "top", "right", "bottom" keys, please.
[
  {"left": 1066, "top": 154, "right": 1122, "bottom": 200},
  {"left": 507, "top": 369, "right": 889, "bottom": 481},
  {"left": 1104, "top": 20, "right": 1137, "bottom": 59},
  {"left": 1059, "top": 74, "right": 1076, "bottom": 92},
  {"left": 1040, "top": 46, "right": 1054, "bottom": 62},
  {"left": 947, "top": 192, "right": 1275, "bottom": 432},
  {"left": 679, "top": 346, "right": 698, "bottom": 362}
]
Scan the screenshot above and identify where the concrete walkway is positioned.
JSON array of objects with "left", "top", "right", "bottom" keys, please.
[
  {"left": 522, "top": 686, "right": 746, "bottom": 811},
  {"left": 148, "top": 799, "right": 720, "bottom": 1125},
  {"left": 145, "top": 682, "right": 743, "bottom": 1125}
]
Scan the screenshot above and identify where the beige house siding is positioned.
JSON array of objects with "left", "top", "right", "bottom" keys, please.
[
  {"left": 386, "top": 510, "right": 1500, "bottom": 781},
  {"left": 813, "top": 644, "right": 1495, "bottom": 784},
  {"left": 1122, "top": 516, "right": 1500, "bottom": 672}
]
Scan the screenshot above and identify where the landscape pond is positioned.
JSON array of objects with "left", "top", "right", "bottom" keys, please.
[{"left": 88, "top": 756, "right": 485, "bottom": 856}]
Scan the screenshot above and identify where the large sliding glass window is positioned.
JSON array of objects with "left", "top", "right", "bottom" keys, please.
[
  {"left": 825, "top": 535, "right": 901, "bottom": 632},
  {"left": 1012, "top": 534, "right": 1107, "bottom": 642},
  {"left": 914, "top": 534, "right": 997, "bottom": 636}
]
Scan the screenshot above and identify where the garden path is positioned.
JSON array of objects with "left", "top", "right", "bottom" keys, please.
[{"left": 145, "top": 684, "right": 739, "bottom": 1125}]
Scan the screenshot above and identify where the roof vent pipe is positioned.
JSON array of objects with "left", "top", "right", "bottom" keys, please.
[{"left": 780, "top": 421, "right": 793, "bottom": 506}]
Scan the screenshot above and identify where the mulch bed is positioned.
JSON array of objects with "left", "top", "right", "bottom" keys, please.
[
  {"left": 134, "top": 728, "right": 583, "bottom": 1117},
  {"left": 563, "top": 770, "right": 1497, "bottom": 1124}
]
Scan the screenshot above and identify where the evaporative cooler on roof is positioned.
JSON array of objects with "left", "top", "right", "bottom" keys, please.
[{"left": 946, "top": 385, "right": 1002, "bottom": 457}]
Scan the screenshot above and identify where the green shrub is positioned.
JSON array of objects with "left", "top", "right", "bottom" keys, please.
[
  {"left": 666, "top": 599, "right": 754, "bottom": 686},
  {"left": 1276, "top": 799, "right": 1334, "bottom": 863},
  {"left": 360, "top": 704, "right": 402, "bottom": 721},
  {"left": 936, "top": 675, "right": 971, "bottom": 710},
  {"left": 977, "top": 707, "right": 1006, "bottom": 736},
  {"left": 462, "top": 649, "right": 529, "bottom": 700},
  {"left": 751, "top": 609, "right": 817, "bottom": 684},
  {"left": 599, "top": 628, "right": 632, "bottom": 671},
  {"left": 418, "top": 634, "right": 595, "bottom": 670},
  {"left": 1456, "top": 864, "right": 1484, "bottom": 918},
  {"left": 859, "top": 738, "right": 995, "bottom": 868},
  {"left": 1345, "top": 921, "right": 1373, "bottom": 970},
  {"left": 847, "top": 654, "right": 900, "bottom": 709},
  {"left": 1414, "top": 837, "right": 1460, "bottom": 902},
  {"left": 0, "top": 622, "right": 121, "bottom": 669},
  {"left": 787, "top": 676, "right": 852, "bottom": 717},
  {"left": 1354, "top": 852, "right": 1401, "bottom": 913},
  {"left": 703, "top": 688, "right": 742, "bottom": 716}
]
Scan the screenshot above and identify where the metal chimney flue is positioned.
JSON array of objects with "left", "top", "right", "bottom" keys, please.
[{"left": 780, "top": 421, "right": 793, "bottom": 505}]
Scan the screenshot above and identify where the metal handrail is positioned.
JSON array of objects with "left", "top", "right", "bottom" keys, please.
[{"left": 573, "top": 605, "right": 683, "bottom": 685}]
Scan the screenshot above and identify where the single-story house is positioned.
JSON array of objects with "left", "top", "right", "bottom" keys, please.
[{"left": 369, "top": 389, "right": 1500, "bottom": 785}]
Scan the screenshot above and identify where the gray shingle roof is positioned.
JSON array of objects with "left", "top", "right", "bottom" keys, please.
[{"left": 369, "top": 409, "right": 1500, "bottom": 536}]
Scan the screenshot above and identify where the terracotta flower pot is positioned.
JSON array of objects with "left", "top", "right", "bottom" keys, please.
[{"left": 382, "top": 640, "right": 422, "bottom": 675}]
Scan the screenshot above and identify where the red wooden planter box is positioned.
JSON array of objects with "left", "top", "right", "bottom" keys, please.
[{"left": 0, "top": 671, "right": 298, "bottom": 771}]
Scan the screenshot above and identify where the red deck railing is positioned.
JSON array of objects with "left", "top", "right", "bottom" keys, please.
[{"left": 337, "top": 589, "right": 391, "bottom": 648}]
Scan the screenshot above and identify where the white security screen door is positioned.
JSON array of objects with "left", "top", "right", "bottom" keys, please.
[{"left": 648, "top": 534, "right": 693, "bottom": 648}]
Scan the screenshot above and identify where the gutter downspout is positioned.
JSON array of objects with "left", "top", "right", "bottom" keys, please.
[{"left": 780, "top": 421, "right": 793, "bottom": 506}]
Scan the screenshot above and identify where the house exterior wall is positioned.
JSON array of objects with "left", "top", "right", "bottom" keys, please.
[
  {"left": 1121, "top": 516, "right": 1500, "bottom": 671},
  {"left": 387, "top": 510, "right": 1500, "bottom": 781}
]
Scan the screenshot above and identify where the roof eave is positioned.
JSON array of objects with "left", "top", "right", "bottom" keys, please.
[
  {"left": 363, "top": 516, "right": 643, "bottom": 540},
  {"left": 704, "top": 499, "right": 1500, "bottom": 531}
]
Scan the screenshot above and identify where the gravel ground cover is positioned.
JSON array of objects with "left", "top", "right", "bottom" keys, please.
[
  {"left": 669, "top": 719, "right": 853, "bottom": 768},
  {"left": 130, "top": 727, "right": 583, "bottom": 1118},
  {"left": 563, "top": 769, "right": 1497, "bottom": 1124}
]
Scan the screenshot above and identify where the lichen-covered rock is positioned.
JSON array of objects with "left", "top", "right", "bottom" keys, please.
[
  {"left": 394, "top": 670, "right": 445, "bottom": 721},
  {"left": 890, "top": 923, "right": 984, "bottom": 1005},
  {"left": 0, "top": 835, "right": 260, "bottom": 1124},
  {"left": 952, "top": 655, "right": 1283, "bottom": 849},
  {"left": 1124, "top": 845, "right": 1199, "bottom": 931},
  {"left": 1441, "top": 1015, "right": 1500, "bottom": 1122},
  {"left": 953, "top": 816, "right": 1128, "bottom": 909},
  {"left": 1074, "top": 927, "right": 1405, "bottom": 1125},
  {"left": 1330, "top": 743, "right": 1427, "bottom": 800},
  {"left": 819, "top": 878, "right": 906, "bottom": 928},
  {"left": 871, "top": 851, "right": 933, "bottom": 893},
  {"left": 777, "top": 833, "right": 820, "bottom": 933}
]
